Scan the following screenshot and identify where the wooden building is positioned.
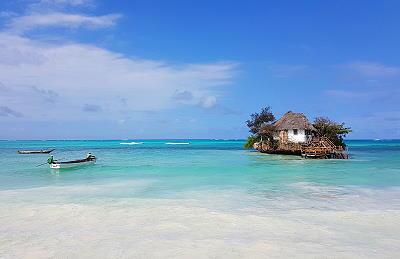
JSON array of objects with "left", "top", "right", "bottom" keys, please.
[
  {"left": 273, "top": 111, "right": 316, "bottom": 143},
  {"left": 254, "top": 111, "right": 348, "bottom": 159}
]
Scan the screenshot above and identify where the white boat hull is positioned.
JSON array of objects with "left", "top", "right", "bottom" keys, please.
[{"left": 50, "top": 160, "right": 95, "bottom": 169}]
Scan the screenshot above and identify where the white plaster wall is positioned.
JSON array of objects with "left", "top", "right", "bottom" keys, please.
[{"left": 288, "top": 129, "right": 307, "bottom": 143}]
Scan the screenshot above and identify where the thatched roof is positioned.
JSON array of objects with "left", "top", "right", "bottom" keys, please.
[{"left": 273, "top": 111, "right": 316, "bottom": 131}]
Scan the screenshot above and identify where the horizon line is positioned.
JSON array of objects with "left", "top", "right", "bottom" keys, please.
[{"left": 0, "top": 138, "right": 399, "bottom": 141}]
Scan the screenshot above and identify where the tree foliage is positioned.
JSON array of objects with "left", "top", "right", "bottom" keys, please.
[
  {"left": 244, "top": 107, "right": 276, "bottom": 149},
  {"left": 313, "top": 117, "right": 352, "bottom": 148},
  {"left": 259, "top": 124, "right": 276, "bottom": 141},
  {"left": 246, "top": 106, "right": 275, "bottom": 135},
  {"left": 244, "top": 135, "right": 260, "bottom": 149}
]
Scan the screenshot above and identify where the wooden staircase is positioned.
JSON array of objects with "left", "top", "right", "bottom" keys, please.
[{"left": 301, "top": 137, "right": 348, "bottom": 159}]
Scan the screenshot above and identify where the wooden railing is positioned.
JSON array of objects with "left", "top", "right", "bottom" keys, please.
[{"left": 300, "top": 137, "right": 346, "bottom": 158}]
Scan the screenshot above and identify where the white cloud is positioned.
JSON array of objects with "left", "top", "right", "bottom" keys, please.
[
  {"left": 26, "top": 0, "right": 95, "bottom": 11},
  {"left": 344, "top": 62, "right": 400, "bottom": 77},
  {"left": 0, "top": 11, "right": 17, "bottom": 18},
  {"left": 7, "top": 12, "right": 121, "bottom": 33},
  {"left": 38, "top": 0, "right": 93, "bottom": 7},
  {"left": 0, "top": 106, "right": 23, "bottom": 117},
  {"left": 83, "top": 104, "right": 102, "bottom": 112},
  {"left": 0, "top": 2, "right": 237, "bottom": 122},
  {"left": 199, "top": 96, "right": 217, "bottom": 108},
  {"left": 0, "top": 33, "right": 237, "bottom": 120}
]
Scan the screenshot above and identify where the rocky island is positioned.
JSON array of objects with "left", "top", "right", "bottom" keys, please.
[{"left": 245, "top": 108, "right": 351, "bottom": 159}]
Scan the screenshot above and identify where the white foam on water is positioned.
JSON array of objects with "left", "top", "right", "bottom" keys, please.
[
  {"left": 120, "top": 142, "right": 143, "bottom": 145},
  {"left": 1, "top": 182, "right": 400, "bottom": 258},
  {"left": 0, "top": 179, "right": 155, "bottom": 204}
]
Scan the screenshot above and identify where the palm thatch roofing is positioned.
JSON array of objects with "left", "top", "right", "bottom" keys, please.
[{"left": 273, "top": 111, "right": 316, "bottom": 131}]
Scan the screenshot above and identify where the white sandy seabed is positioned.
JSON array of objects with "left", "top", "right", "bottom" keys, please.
[{"left": 0, "top": 181, "right": 400, "bottom": 259}]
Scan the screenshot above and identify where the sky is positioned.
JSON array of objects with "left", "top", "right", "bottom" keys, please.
[{"left": 0, "top": 0, "right": 399, "bottom": 139}]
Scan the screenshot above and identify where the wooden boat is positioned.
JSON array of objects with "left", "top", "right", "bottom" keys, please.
[
  {"left": 50, "top": 156, "right": 96, "bottom": 169},
  {"left": 18, "top": 149, "right": 55, "bottom": 154}
]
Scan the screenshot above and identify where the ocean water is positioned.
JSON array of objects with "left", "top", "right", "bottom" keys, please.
[{"left": 0, "top": 139, "right": 399, "bottom": 258}]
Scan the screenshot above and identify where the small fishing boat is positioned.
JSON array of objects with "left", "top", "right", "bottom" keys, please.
[
  {"left": 18, "top": 149, "right": 55, "bottom": 154},
  {"left": 50, "top": 155, "right": 96, "bottom": 169}
]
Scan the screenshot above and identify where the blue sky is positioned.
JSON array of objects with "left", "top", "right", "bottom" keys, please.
[{"left": 0, "top": 0, "right": 399, "bottom": 139}]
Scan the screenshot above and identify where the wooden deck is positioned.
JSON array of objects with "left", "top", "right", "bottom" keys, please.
[
  {"left": 254, "top": 137, "right": 349, "bottom": 159},
  {"left": 301, "top": 137, "right": 348, "bottom": 159}
]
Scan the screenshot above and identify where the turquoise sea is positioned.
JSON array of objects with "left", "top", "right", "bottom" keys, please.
[{"left": 1, "top": 139, "right": 400, "bottom": 258}]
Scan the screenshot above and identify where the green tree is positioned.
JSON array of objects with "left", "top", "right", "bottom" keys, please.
[
  {"left": 246, "top": 106, "right": 275, "bottom": 134},
  {"left": 259, "top": 124, "right": 276, "bottom": 141},
  {"left": 313, "top": 117, "right": 351, "bottom": 148},
  {"left": 244, "top": 106, "right": 275, "bottom": 149},
  {"left": 244, "top": 135, "right": 259, "bottom": 149}
]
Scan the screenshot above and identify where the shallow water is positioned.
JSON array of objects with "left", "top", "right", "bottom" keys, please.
[{"left": 0, "top": 139, "right": 399, "bottom": 258}]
